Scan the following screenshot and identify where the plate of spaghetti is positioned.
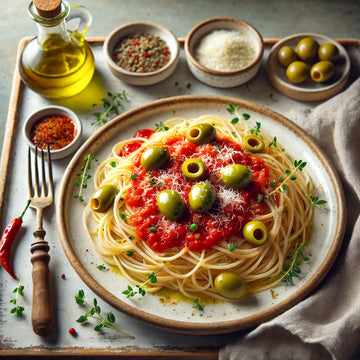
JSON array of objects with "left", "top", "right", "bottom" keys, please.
[{"left": 57, "top": 95, "right": 345, "bottom": 334}]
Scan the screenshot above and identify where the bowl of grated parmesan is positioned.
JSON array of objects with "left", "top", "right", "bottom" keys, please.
[{"left": 184, "top": 17, "right": 264, "bottom": 88}]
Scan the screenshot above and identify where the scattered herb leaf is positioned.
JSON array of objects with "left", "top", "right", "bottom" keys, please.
[
  {"left": 228, "top": 242, "right": 236, "bottom": 251},
  {"left": 306, "top": 195, "right": 327, "bottom": 208},
  {"left": 155, "top": 121, "right": 169, "bottom": 132},
  {"left": 74, "top": 154, "right": 98, "bottom": 202},
  {"left": 192, "top": 298, "right": 204, "bottom": 311},
  {"left": 10, "top": 283, "right": 25, "bottom": 316}
]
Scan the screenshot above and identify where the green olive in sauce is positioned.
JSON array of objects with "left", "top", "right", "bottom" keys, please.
[
  {"left": 214, "top": 272, "right": 247, "bottom": 299},
  {"left": 91, "top": 184, "right": 118, "bottom": 213},
  {"left": 157, "top": 190, "right": 186, "bottom": 220},
  {"left": 186, "top": 123, "right": 216, "bottom": 145},
  {"left": 141, "top": 146, "right": 170, "bottom": 170},
  {"left": 220, "top": 164, "right": 252, "bottom": 189},
  {"left": 243, "top": 220, "right": 268, "bottom": 246},
  {"left": 189, "top": 182, "right": 216, "bottom": 213},
  {"left": 181, "top": 158, "right": 205, "bottom": 181}
]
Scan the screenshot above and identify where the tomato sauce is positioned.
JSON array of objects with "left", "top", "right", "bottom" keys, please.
[
  {"left": 30, "top": 114, "right": 76, "bottom": 150},
  {"left": 125, "top": 131, "right": 270, "bottom": 252}
]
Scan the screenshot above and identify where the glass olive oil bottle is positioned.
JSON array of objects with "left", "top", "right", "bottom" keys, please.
[{"left": 20, "top": 0, "right": 95, "bottom": 99}]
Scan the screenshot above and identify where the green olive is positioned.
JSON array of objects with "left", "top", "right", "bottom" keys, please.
[
  {"left": 181, "top": 158, "right": 205, "bottom": 181},
  {"left": 189, "top": 182, "right": 216, "bottom": 213},
  {"left": 286, "top": 61, "right": 309, "bottom": 84},
  {"left": 220, "top": 164, "right": 252, "bottom": 189},
  {"left": 318, "top": 42, "right": 340, "bottom": 62},
  {"left": 214, "top": 272, "right": 247, "bottom": 299},
  {"left": 141, "top": 146, "right": 169, "bottom": 170},
  {"left": 91, "top": 184, "right": 118, "bottom": 213},
  {"left": 277, "top": 45, "right": 298, "bottom": 67},
  {"left": 186, "top": 123, "right": 216, "bottom": 145},
  {"left": 243, "top": 220, "right": 268, "bottom": 246},
  {"left": 157, "top": 190, "right": 186, "bottom": 220},
  {"left": 243, "top": 134, "right": 265, "bottom": 153},
  {"left": 296, "top": 37, "right": 319, "bottom": 63},
  {"left": 310, "top": 60, "right": 335, "bottom": 83}
]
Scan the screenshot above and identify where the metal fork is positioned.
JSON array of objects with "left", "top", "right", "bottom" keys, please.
[{"left": 28, "top": 146, "right": 54, "bottom": 335}]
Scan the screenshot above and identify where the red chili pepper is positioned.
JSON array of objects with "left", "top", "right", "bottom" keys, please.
[
  {"left": 164, "top": 50, "right": 170, "bottom": 55},
  {"left": 142, "top": 52, "right": 149, "bottom": 57},
  {"left": 0, "top": 200, "right": 31, "bottom": 279},
  {"left": 133, "top": 41, "right": 140, "bottom": 46}
]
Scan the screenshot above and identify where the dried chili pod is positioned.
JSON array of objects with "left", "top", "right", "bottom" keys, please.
[{"left": 0, "top": 200, "right": 31, "bottom": 279}]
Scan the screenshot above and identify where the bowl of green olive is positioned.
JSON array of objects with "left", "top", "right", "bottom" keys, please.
[{"left": 267, "top": 33, "right": 350, "bottom": 101}]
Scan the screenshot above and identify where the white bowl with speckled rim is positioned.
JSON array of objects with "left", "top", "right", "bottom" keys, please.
[
  {"left": 184, "top": 17, "right": 264, "bottom": 88},
  {"left": 104, "top": 21, "right": 180, "bottom": 86},
  {"left": 23, "top": 105, "right": 82, "bottom": 160}
]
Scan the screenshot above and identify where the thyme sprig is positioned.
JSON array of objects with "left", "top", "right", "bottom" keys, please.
[
  {"left": 92, "top": 90, "right": 128, "bottom": 127},
  {"left": 306, "top": 195, "right": 327, "bottom": 208},
  {"left": 122, "top": 269, "right": 162, "bottom": 298},
  {"left": 227, "top": 103, "right": 251, "bottom": 124},
  {"left": 75, "top": 290, "right": 134, "bottom": 338},
  {"left": 10, "top": 283, "right": 25, "bottom": 316},
  {"left": 268, "top": 159, "right": 307, "bottom": 196},
  {"left": 74, "top": 154, "right": 98, "bottom": 202},
  {"left": 281, "top": 242, "right": 310, "bottom": 284}
]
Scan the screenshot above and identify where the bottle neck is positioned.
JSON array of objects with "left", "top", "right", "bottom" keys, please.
[{"left": 36, "top": 20, "right": 69, "bottom": 46}]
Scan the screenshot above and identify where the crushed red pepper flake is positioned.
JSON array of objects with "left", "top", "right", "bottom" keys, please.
[{"left": 30, "top": 114, "right": 77, "bottom": 150}]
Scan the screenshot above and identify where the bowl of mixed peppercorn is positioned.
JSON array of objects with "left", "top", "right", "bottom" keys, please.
[{"left": 104, "top": 21, "right": 180, "bottom": 86}]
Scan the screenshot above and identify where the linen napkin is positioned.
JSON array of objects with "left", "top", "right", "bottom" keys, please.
[{"left": 220, "top": 74, "right": 360, "bottom": 358}]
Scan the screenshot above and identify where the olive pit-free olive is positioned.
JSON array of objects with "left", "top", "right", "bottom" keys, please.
[
  {"left": 286, "top": 61, "right": 309, "bottom": 84},
  {"left": 243, "top": 134, "right": 265, "bottom": 153},
  {"left": 243, "top": 220, "right": 268, "bottom": 246},
  {"left": 186, "top": 123, "right": 216, "bottom": 145},
  {"left": 278, "top": 45, "right": 298, "bottom": 67},
  {"left": 318, "top": 42, "right": 340, "bottom": 62},
  {"left": 296, "top": 37, "right": 319, "bottom": 63},
  {"left": 220, "top": 164, "right": 252, "bottom": 189},
  {"left": 181, "top": 158, "right": 205, "bottom": 181},
  {"left": 189, "top": 182, "right": 216, "bottom": 213},
  {"left": 141, "top": 146, "right": 170, "bottom": 170},
  {"left": 214, "top": 272, "right": 247, "bottom": 299},
  {"left": 157, "top": 190, "right": 186, "bottom": 220},
  {"left": 310, "top": 60, "right": 335, "bottom": 83},
  {"left": 91, "top": 184, "right": 118, "bottom": 213}
]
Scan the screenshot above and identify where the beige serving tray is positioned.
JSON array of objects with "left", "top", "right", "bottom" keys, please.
[{"left": 0, "top": 37, "right": 358, "bottom": 358}]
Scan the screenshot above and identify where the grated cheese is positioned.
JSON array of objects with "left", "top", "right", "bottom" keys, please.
[{"left": 195, "top": 29, "right": 257, "bottom": 71}]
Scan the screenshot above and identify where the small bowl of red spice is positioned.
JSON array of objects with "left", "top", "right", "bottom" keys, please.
[
  {"left": 104, "top": 21, "right": 179, "bottom": 85},
  {"left": 23, "top": 106, "right": 82, "bottom": 160}
]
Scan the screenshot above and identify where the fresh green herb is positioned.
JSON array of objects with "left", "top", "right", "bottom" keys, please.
[
  {"left": 269, "top": 136, "right": 284, "bottom": 151},
  {"left": 281, "top": 242, "right": 310, "bottom": 284},
  {"left": 214, "top": 145, "right": 222, "bottom": 151},
  {"left": 122, "top": 269, "right": 162, "bottom": 298},
  {"left": 109, "top": 161, "right": 117, "bottom": 168},
  {"left": 10, "top": 283, "right": 25, "bottom": 316},
  {"left": 130, "top": 174, "right": 137, "bottom": 180},
  {"left": 257, "top": 193, "right": 264, "bottom": 202},
  {"left": 92, "top": 90, "right": 128, "bottom": 127},
  {"left": 249, "top": 121, "right": 261, "bottom": 136},
  {"left": 126, "top": 250, "right": 135, "bottom": 257},
  {"left": 186, "top": 83, "right": 192, "bottom": 89},
  {"left": 227, "top": 102, "right": 251, "bottom": 124},
  {"left": 96, "top": 264, "right": 106, "bottom": 270},
  {"left": 149, "top": 179, "right": 155, "bottom": 186},
  {"left": 149, "top": 224, "right": 157, "bottom": 232},
  {"left": 155, "top": 121, "right": 169, "bottom": 132},
  {"left": 192, "top": 298, "right": 204, "bottom": 311},
  {"left": 119, "top": 212, "right": 127, "bottom": 223},
  {"left": 74, "top": 154, "right": 98, "bottom": 202},
  {"left": 175, "top": 81, "right": 179, "bottom": 86},
  {"left": 306, "top": 195, "right": 327, "bottom": 208},
  {"left": 268, "top": 160, "right": 307, "bottom": 195},
  {"left": 75, "top": 290, "right": 134, "bottom": 337},
  {"left": 228, "top": 242, "right": 236, "bottom": 251},
  {"left": 189, "top": 223, "right": 197, "bottom": 232}
]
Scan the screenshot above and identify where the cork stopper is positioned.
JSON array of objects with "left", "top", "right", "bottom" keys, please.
[{"left": 33, "top": 0, "right": 62, "bottom": 18}]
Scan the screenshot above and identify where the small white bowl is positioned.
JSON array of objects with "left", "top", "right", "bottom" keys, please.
[
  {"left": 23, "top": 106, "right": 82, "bottom": 160},
  {"left": 267, "top": 33, "right": 350, "bottom": 101},
  {"left": 104, "top": 21, "right": 179, "bottom": 86},
  {"left": 184, "top": 17, "right": 264, "bottom": 88}
]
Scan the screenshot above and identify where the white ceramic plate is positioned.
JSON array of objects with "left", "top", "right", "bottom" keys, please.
[
  {"left": 57, "top": 95, "right": 345, "bottom": 334},
  {"left": 267, "top": 33, "right": 350, "bottom": 101}
]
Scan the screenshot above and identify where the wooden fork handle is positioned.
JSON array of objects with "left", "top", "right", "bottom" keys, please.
[{"left": 30, "top": 229, "right": 53, "bottom": 336}]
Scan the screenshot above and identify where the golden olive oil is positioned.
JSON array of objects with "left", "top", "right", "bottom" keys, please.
[{"left": 20, "top": 33, "right": 95, "bottom": 99}]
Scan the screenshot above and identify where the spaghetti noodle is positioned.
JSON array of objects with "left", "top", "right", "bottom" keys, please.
[{"left": 84, "top": 113, "right": 314, "bottom": 301}]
